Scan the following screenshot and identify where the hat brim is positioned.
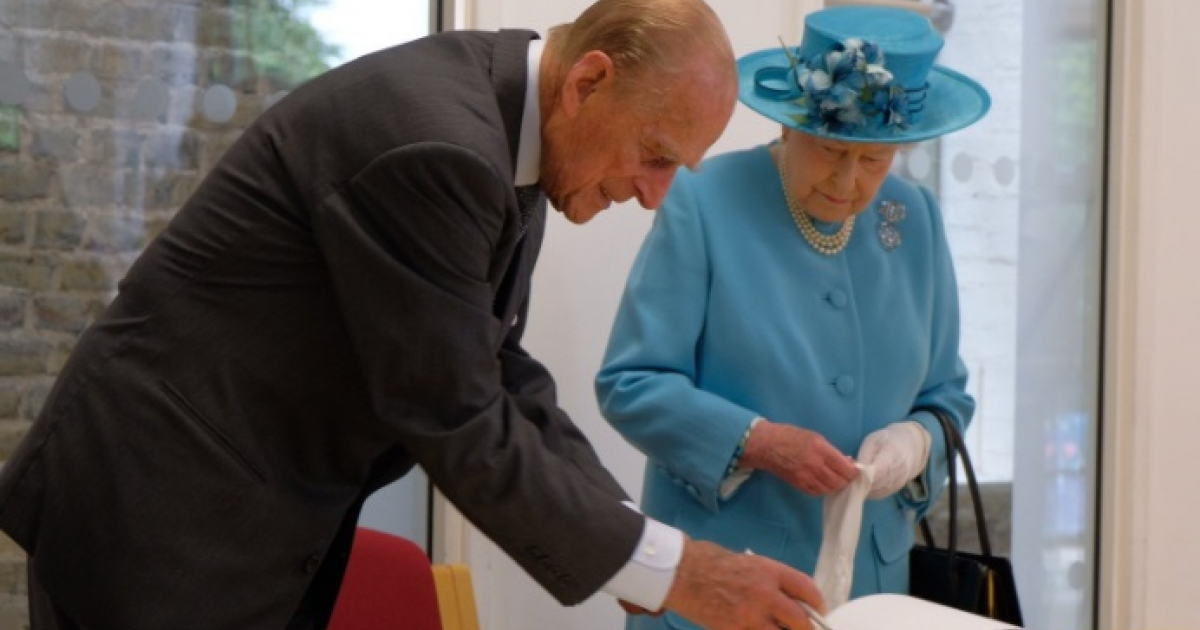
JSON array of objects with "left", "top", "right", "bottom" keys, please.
[{"left": 737, "top": 48, "right": 991, "bottom": 143}]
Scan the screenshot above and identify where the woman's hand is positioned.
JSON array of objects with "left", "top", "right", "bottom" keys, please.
[
  {"left": 856, "top": 421, "right": 931, "bottom": 499},
  {"left": 739, "top": 420, "right": 859, "bottom": 496}
]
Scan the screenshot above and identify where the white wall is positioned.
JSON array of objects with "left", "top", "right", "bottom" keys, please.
[
  {"left": 439, "top": 1, "right": 1200, "bottom": 629},
  {"left": 1100, "top": 0, "right": 1200, "bottom": 628},
  {"left": 439, "top": 3, "right": 817, "bottom": 629}
]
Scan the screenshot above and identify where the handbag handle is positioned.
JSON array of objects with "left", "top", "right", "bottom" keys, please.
[{"left": 916, "top": 407, "right": 994, "bottom": 559}]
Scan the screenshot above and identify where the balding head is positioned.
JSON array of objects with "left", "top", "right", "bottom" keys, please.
[
  {"left": 537, "top": 0, "right": 738, "bottom": 223},
  {"left": 545, "top": 0, "right": 736, "bottom": 109}
]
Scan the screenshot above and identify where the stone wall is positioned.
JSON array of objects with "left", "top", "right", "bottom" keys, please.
[{"left": 0, "top": 0, "right": 331, "bottom": 623}]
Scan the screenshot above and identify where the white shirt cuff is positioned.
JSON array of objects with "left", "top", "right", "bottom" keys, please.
[{"left": 600, "top": 512, "right": 682, "bottom": 611}]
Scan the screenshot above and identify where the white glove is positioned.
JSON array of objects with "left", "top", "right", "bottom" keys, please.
[{"left": 856, "top": 421, "right": 931, "bottom": 500}]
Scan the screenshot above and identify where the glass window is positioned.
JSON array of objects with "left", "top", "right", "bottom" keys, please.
[
  {"left": 890, "top": 1, "right": 1107, "bottom": 628},
  {"left": 0, "top": 1, "right": 441, "bottom": 617},
  {"left": 303, "top": 0, "right": 435, "bottom": 66}
]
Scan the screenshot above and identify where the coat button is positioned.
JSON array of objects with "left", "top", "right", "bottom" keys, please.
[
  {"left": 826, "top": 290, "right": 848, "bottom": 309},
  {"left": 834, "top": 375, "right": 856, "bottom": 395},
  {"left": 304, "top": 556, "right": 322, "bottom": 574}
]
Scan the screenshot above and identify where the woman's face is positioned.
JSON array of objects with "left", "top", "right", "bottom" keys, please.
[{"left": 779, "top": 129, "right": 900, "bottom": 223}]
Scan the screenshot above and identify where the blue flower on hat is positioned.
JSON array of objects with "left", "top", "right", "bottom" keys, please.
[
  {"left": 739, "top": 7, "right": 991, "bottom": 143},
  {"left": 787, "top": 38, "right": 909, "bottom": 135}
]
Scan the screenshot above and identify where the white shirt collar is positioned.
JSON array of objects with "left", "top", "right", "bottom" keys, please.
[{"left": 514, "top": 39, "right": 544, "bottom": 187}]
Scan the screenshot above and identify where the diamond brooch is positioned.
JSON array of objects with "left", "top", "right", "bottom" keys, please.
[{"left": 877, "top": 199, "right": 906, "bottom": 251}]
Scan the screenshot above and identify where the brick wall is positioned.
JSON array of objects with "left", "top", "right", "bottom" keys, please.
[{"left": 0, "top": 0, "right": 330, "bottom": 622}]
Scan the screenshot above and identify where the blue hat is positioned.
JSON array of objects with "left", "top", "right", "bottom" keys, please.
[{"left": 737, "top": 6, "right": 990, "bottom": 143}]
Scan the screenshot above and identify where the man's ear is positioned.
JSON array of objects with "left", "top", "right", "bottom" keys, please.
[{"left": 560, "top": 50, "right": 615, "bottom": 117}]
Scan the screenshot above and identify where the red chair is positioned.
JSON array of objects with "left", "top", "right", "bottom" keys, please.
[{"left": 328, "top": 527, "right": 443, "bottom": 630}]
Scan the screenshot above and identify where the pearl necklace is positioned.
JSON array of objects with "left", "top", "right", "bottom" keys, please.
[{"left": 777, "top": 148, "right": 855, "bottom": 256}]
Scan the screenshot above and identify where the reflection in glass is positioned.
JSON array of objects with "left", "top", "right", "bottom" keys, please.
[
  {"left": 64, "top": 71, "right": 102, "bottom": 113},
  {"left": 892, "top": 2, "right": 1106, "bottom": 629},
  {"left": 0, "top": 0, "right": 437, "bottom": 620},
  {"left": 0, "top": 62, "right": 31, "bottom": 106},
  {"left": 994, "top": 156, "right": 1016, "bottom": 187},
  {"left": 200, "top": 85, "right": 238, "bottom": 123},
  {"left": 951, "top": 152, "right": 973, "bottom": 183},
  {"left": 906, "top": 143, "right": 932, "bottom": 180},
  {"left": 133, "top": 78, "right": 170, "bottom": 121}
]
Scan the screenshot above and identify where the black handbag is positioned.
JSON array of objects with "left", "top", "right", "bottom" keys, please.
[{"left": 909, "top": 408, "right": 1024, "bottom": 626}]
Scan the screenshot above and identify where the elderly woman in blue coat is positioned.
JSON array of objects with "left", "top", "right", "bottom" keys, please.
[{"left": 596, "top": 7, "right": 990, "bottom": 628}]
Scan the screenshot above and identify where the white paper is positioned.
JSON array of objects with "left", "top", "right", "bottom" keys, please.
[{"left": 826, "top": 593, "right": 1023, "bottom": 630}]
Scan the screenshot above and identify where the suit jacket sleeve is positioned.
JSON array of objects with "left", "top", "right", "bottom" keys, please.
[
  {"left": 500, "top": 295, "right": 633, "bottom": 502},
  {"left": 312, "top": 140, "right": 641, "bottom": 604}
]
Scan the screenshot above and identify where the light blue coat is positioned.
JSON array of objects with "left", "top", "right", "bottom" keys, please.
[{"left": 595, "top": 144, "right": 975, "bottom": 630}]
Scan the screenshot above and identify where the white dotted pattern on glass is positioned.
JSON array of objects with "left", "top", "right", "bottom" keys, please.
[
  {"left": 993, "top": 155, "right": 1017, "bottom": 186},
  {"left": 0, "top": 62, "right": 32, "bottom": 106},
  {"left": 133, "top": 78, "right": 170, "bottom": 121},
  {"left": 906, "top": 144, "right": 932, "bottom": 180},
  {"left": 201, "top": 85, "right": 238, "bottom": 123},
  {"left": 64, "top": 71, "right": 102, "bottom": 113}
]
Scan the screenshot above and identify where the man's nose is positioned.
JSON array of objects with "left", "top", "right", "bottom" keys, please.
[{"left": 634, "top": 168, "right": 677, "bottom": 210}]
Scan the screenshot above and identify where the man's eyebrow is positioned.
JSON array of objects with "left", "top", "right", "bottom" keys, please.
[
  {"left": 641, "top": 136, "right": 679, "bottom": 163},
  {"left": 660, "top": 141, "right": 702, "bottom": 170},
  {"left": 645, "top": 136, "right": 706, "bottom": 171}
]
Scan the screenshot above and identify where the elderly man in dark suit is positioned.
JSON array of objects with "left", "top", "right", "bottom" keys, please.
[{"left": 0, "top": 1, "right": 825, "bottom": 629}]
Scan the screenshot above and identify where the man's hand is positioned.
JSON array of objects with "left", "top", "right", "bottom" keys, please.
[
  {"left": 659, "top": 538, "right": 825, "bottom": 630},
  {"left": 739, "top": 420, "right": 858, "bottom": 496}
]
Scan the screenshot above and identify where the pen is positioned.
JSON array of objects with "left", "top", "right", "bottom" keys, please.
[{"left": 743, "top": 549, "right": 837, "bottom": 630}]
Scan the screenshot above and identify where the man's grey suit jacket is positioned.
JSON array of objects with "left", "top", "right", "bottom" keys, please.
[{"left": 0, "top": 29, "right": 642, "bottom": 629}]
